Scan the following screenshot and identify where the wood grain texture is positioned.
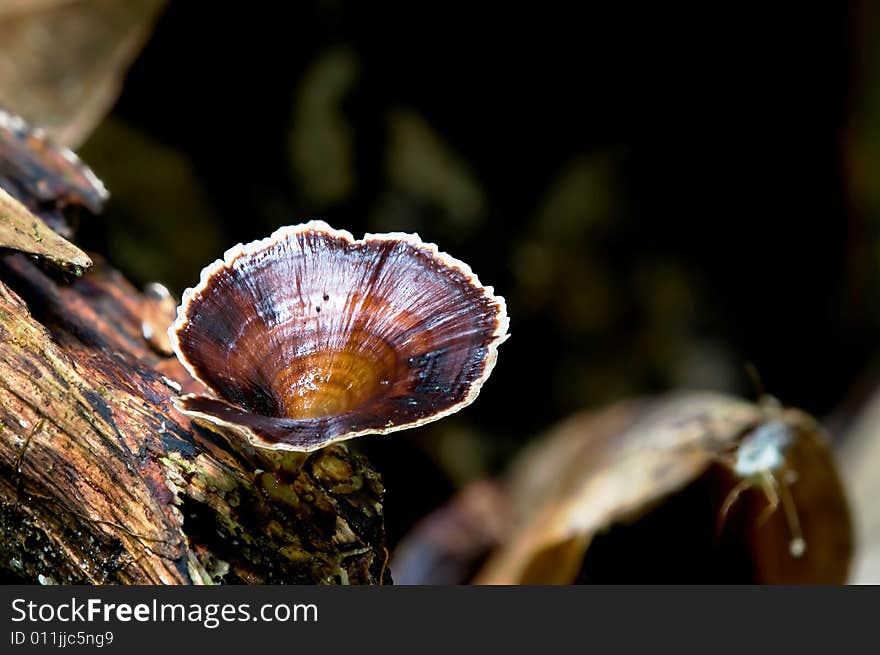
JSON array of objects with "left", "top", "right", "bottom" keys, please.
[{"left": 0, "top": 253, "right": 389, "bottom": 584}]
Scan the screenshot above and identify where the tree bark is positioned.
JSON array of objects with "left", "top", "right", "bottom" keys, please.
[{"left": 0, "top": 253, "right": 389, "bottom": 584}]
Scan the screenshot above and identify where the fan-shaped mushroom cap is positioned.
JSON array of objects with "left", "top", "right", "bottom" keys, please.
[{"left": 169, "top": 221, "right": 509, "bottom": 451}]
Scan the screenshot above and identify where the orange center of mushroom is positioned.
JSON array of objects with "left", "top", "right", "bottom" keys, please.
[{"left": 273, "top": 339, "right": 399, "bottom": 419}]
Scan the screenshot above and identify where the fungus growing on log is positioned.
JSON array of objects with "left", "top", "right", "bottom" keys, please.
[{"left": 169, "top": 221, "right": 509, "bottom": 451}]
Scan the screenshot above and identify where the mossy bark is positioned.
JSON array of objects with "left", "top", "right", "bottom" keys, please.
[{"left": 0, "top": 254, "right": 389, "bottom": 584}]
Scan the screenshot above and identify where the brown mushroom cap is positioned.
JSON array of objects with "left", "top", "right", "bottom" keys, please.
[{"left": 168, "top": 221, "right": 509, "bottom": 451}]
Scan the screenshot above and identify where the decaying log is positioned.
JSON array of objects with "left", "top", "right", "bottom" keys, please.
[{"left": 0, "top": 253, "right": 389, "bottom": 584}]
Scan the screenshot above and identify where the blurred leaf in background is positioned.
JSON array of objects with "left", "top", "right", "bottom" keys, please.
[
  {"left": 79, "top": 116, "right": 224, "bottom": 289},
  {"left": 288, "top": 45, "right": 359, "bottom": 212},
  {"left": 0, "top": 0, "right": 167, "bottom": 147},
  {"left": 394, "top": 394, "right": 853, "bottom": 585},
  {"left": 370, "top": 108, "right": 488, "bottom": 240}
]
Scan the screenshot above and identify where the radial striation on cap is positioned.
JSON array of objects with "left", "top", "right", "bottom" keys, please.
[{"left": 168, "top": 220, "right": 509, "bottom": 451}]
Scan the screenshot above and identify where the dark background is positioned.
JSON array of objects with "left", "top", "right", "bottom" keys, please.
[{"left": 75, "top": 2, "right": 876, "bottom": 545}]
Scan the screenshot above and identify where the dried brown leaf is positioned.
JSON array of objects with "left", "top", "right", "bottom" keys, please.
[
  {"left": 0, "top": 185, "right": 91, "bottom": 272},
  {"left": 475, "top": 392, "right": 853, "bottom": 584}
]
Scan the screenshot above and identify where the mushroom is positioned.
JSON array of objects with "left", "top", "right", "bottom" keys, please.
[{"left": 168, "top": 221, "right": 509, "bottom": 452}]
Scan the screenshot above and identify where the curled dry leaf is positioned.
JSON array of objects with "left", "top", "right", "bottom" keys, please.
[
  {"left": 0, "top": 185, "right": 91, "bottom": 273},
  {"left": 474, "top": 392, "right": 853, "bottom": 584}
]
